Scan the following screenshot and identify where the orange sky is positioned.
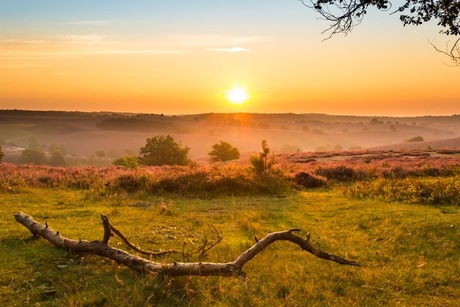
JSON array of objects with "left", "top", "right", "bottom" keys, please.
[{"left": 1, "top": 1, "right": 459, "bottom": 116}]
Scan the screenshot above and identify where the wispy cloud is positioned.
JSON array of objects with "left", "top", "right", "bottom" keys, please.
[
  {"left": 62, "top": 35, "right": 105, "bottom": 43},
  {"left": 84, "top": 49, "right": 186, "bottom": 55},
  {"left": 208, "top": 47, "right": 250, "bottom": 53},
  {"left": 66, "top": 20, "right": 109, "bottom": 25},
  {"left": 0, "top": 39, "right": 45, "bottom": 45},
  {"left": 176, "top": 34, "right": 272, "bottom": 47}
]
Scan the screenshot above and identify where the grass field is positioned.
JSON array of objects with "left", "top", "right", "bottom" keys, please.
[{"left": 1, "top": 183, "right": 459, "bottom": 306}]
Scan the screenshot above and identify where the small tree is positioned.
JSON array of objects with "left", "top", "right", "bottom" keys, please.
[
  {"left": 20, "top": 148, "right": 46, "bottom": 165},
  {"left": 49, "top": 151, "right": 67, "bottom": 167},
  {"left": 250, "top": 140, "right": 274, "bottom": 174},
  {"left": 208, "top": 141, "right": 240, "bottom": 162},
  {"left": 139, "top": 135, "right": 190, "bottom": 166}
]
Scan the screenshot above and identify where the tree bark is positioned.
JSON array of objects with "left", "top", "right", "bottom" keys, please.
[{"left": 14, "top": 211, "right": 359, "bottom": 277}]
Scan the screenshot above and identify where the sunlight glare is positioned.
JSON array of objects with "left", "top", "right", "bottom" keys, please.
[{"left": 225, "top": 86, "right": 250, "bottom": 105}]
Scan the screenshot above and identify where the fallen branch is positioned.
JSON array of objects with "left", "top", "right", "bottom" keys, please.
[{"left": 14, "top": 212, "right": 359, "bottom": 277}]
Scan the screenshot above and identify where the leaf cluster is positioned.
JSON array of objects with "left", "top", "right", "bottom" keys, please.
[{"left": 305, "top": 0, "right": 460, "bottom": 36}]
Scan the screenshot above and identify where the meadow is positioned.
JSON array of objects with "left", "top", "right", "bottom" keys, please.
[{"left": 1, "top": 150, "right": 459, "bottom": 306}]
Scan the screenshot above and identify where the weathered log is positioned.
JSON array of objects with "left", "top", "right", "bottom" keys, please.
[{"left": 14, "top": 211, "right": 359, "bottom": 277}]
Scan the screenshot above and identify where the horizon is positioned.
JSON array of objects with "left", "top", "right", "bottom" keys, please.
[
  {"left": 1, "top": 108, "right": 460, "bottom": 119},
  {"left": 1, "top": 1, "right": 459, "bottom": 116}
]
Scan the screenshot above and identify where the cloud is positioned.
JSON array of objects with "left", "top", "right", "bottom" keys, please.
[
  {"left": 66, "top": 20, "right": 109, "bottom": 25},
  {"left": 0, "top": 39, "right": 45, "bottom": 45},
  {"left": 176, "top": 34, "right": 272, "bottom": 47},
  {"left": 63, "top": 35, "right": 105, "bottom": 43},
  {"left": 87, "top": 49, "right": 186, "bottom": 55},
  {"left": 208, "top": 47, "right": 250, "bottom": 53}
]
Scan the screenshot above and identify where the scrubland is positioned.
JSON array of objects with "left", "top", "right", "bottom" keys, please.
[{"left": 1, "top": 151, "right": 459, "bottom": 306}]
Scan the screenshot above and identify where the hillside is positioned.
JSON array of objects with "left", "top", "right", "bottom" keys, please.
[{"left": 1, "top": 110, "right": 459, "bottom": 164}]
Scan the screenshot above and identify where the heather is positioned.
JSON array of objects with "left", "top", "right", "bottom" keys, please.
[
  {"left": 1, "top": 151, "right": 460, "bottom": 306},
  {"left": 1, "top": 150, "right": 459, "bottom": 205}
]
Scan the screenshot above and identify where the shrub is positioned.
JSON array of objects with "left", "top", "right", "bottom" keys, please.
[
  {"left": 113, "top": 155, "right": 139, "bottom": 169},
  {"left": 344, "top": 177, "right": 460, "bottom": 206},
  {"left": 316, "top": 165, "right": 357, "bottom": 182},
  {"left": 114, "top": 175, "right": 143, "bottom": 193},
  {"left": 139, "top": 135, "right": 190, "bottom": 166},
  {"left": 292, "top": 172, "right": 327, "bottom": 188}
]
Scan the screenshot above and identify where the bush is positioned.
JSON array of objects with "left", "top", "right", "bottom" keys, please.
[
  {"left": 114, "top": 175, "right": 143, "bottom": 193},
  {"left": 139, "top": 135, "right": 190, "bottom": 166},
  {"left": 316, "top": 166, "right": 357, "bottom": 182},
  {"left": 208, "top": 141, "right": 240, "bottom": 162},
  {"left": 292, "top": 172, "right": 327, "bottom": 188},
  {"left": 344, "top": 177, "right": 460, "bottom": 206},
  {"left": 113, "top": 155, "right": 139, "bottom": 169}
]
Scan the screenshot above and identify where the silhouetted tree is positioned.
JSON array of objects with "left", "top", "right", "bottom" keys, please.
[
  {"left": 0, "top": 145, "right": 4, "bottom": 162},
  {"left": 208, "top": 141, "right": 240, "bottom": 162},
  {"left": 96, "top": 150, "right": 106, "bottom": 158},
  {"left": 20, "top": 148, "right": 46, "bottom": 165},
  {"left": 302, "top": 0, "right": 460, "bottom": 63},
  {"left": 139, "top": 135, "right": 190, "bottom": 166}
]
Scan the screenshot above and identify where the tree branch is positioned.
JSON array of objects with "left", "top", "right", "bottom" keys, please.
[
  {"left": 14, "top": 212, "right": 359, "bottom": 278},
  {"left": 429, "top": 37, "right": 460, "bottom": 66}
]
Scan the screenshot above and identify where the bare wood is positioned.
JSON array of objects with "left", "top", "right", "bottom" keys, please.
[
  {"left": 103, "top": 214, "right": 180, "bottom": 257},
  {"left": 14, "top": 211, "right": 359, "bottom": 277}
]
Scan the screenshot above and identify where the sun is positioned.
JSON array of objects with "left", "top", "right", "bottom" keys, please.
[{"left": 225, "top": 86, "right": 250, "bottom": 105}]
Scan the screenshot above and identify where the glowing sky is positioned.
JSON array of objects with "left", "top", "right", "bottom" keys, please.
[{"left": 1, "top": 0, "right": 459, "bottom": 116}]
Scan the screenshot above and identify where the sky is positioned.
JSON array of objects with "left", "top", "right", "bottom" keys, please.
[{"left": 1, "top": 0, "right": 459, "bottom": 116}]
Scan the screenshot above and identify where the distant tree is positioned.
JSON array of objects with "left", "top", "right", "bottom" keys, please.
[
  {"left": 406, "top": 136, "right": 424, "bottom": 142},
  {"left": 302, "top": 0, "right": 460, "bottom": 64},
  {"left": 208, "top": 141, "right": 240, "bottom": 162},
  {"left": 333, "top": 144, "right": 343, "bottom": 152},
  {"left": 0, "top": 145, "right": 4, "bottom": 162},
  {"left": 20, "top": 148, "right": 46, "bottom": 165},
  {"left": 113, "top": 155, "right": 139, "bottom": 169},
  {"left": 49, "top": 151, "right": 67, "bottom": 167},
  {"left": 49, "top": 144, "right": 67, "bottom": 156},
  {"left": 279, "top": 144, "right": 302, "bottom": 153},
  {"left": 139, "top": 135, "right": 190, "bottom": 166},
  {"left": 96, "top": 150, "right": 106, "bottom": 158}
]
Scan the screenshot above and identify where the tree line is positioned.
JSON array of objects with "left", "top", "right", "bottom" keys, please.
[{"left": 0, "top": 135, "right": 248, "bottom": 168}]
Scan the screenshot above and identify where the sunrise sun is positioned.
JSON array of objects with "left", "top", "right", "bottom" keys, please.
[{"left": 225, "top": 86, "right": 250, "bottom": 105}]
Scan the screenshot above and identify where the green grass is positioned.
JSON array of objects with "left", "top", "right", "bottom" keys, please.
[{"left": 1, "top": 187, "right": 459, "bottom": 306}]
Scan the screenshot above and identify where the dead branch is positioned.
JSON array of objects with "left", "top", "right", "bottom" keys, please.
[
  {"left": 101, "top": 214, "right": 180, "bottom": 257},
  {"left": 429, "top": 38, "right": 460, "bottom": 66},
  {"left": 14, "top": 212, "right": 359, "bottom": 277}
]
